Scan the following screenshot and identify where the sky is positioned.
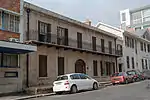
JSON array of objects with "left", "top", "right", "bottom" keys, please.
[{"left": 25, "top": 0, "right": 150, "bottom": 27}]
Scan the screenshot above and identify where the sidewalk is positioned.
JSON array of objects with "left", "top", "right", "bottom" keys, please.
[{"left": 0, "top": 81, "right": 112, "bottom": 100}]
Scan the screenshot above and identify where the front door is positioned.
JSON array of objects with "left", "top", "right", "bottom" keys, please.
[{"left": 75, "top": 59, "right": 86, "bottom": 74}]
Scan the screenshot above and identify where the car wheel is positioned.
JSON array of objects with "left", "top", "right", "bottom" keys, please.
[
  {"left": 112, "top": 83, "right": 115, "bottom": 85},
  {"left": 132, "top": 78, "right": 135, "bottom": 82},
  {"left": 70, "top": 85, "right": 78, "bottom": 94},
  {"left": 93, "top": 83, "right": 98, "bottom": 90}
]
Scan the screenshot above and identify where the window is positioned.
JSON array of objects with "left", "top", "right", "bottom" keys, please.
[
  {"left": 106, "top": 62, "right": 111, "bottom": 76},
  {"left": 70, "top": 74, "right": 80, "bottom": 79},
  {"left": 93, "top": 60, "right": 98, "bottom": 76},
  {"left": 77, "top": 32, "right": 82, "bottom": 48},
  {"left": 132, "top": 57, "right": 135, "bottom": 69},
  {"left": 2, "top": 12, "right": 19, "bottom": 33},
  {"left": 122, "top": 13, "right": 126, "bottom": 21},
  {"left": 147, "top": 44, "right": 150, "bottom": 52},
  {"left": 3, "top": 54, "right": 18, "bottom": 67},
  {"left": 100, "top": 61, "right": 104, "bottom": 76},
  {"left": 79, "top": 74, "right": 90, "bottom": 79},
  {"left": 145, "top": 59, "right": 148, "bottom": 69},
  {"left": 142, "top": 59, "right": 144, "bottom": 69},
  {"left": 131, "top": 39, "right": 134, "bottom": 48},
  {"left": 57, "top": 27, "right": 68, "bottom": 45},
  {"left": 101, "top": 39, "right": 105, "bottom": 52},
  {"left": 4, "top": 71, "right": 18, "bottom": 78},
  {"left": 131, "top": 11, "right": 142, "bottom": 25},
  {"left": 92, "top": 36, "right": 96, "bottom": 51},
  {"left": 143, "top": 9, "right": 150, "bottom": 18},
  {"left": 58, "top": 57, "right": 64, "bottom": 76},
  {"left": 108, "top": 41, "right": 112, "bottom": 54},
  {"left": 144, "top": 43, "right": 146, "bottom": 52},
  {"left": 38, "top": 21, "right": 51, "bottom": 42},
  {"left": 143, "top": 17, "right": 150, "bottom": 22},
  {"left": 56, "top": 76, "right": 68, "bottom": 81},
  {"left": 141, "top": 42, "right": 143, "bottom": 51},
  {"left": 126, "top": 56, "right": 130, "bottom": 68},
  {"left": 39, "top": 55, "right": 47, "bottom": 77}
]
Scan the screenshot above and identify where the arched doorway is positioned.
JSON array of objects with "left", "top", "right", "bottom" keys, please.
[{"left": 75, "top": 59, "right": 86, "bottom": 74}]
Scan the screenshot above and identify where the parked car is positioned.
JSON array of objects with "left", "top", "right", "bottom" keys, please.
[
  {"left": 53, "top": 73, "right": 99, "bottom": 94},
  {"left": 142, "top": 70, "right": 150, "bottom": 79},
  {"left": 111, "top": 72, "right": 133, "bottom": 85},
  {"left": 126, "top": 70, "right": 144, "bottom": 81}
]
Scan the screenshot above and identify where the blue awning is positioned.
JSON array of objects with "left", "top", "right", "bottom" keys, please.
[{"left": 0, "top": 41, "right": 37, "bottom": 54}]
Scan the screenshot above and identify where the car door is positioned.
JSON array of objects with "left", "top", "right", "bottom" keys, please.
[
  {"left": 70, "top": 74, "right": 82, "bottom": 90},
  {"left": 79, "top": 74, "right": 92, "bottom": 90}
]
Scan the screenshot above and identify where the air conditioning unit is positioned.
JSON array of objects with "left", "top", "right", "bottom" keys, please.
[{"left": 9, "top": 38, "right": 19, "bottom": 42}]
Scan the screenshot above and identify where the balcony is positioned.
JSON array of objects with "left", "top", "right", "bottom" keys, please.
[{"left": 31, "top": 33, "right": 122, "bottom": 57}]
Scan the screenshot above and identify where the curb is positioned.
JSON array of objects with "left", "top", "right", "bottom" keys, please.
[{"left": 14, "top": 93, "right": 55, "bottom": 100}]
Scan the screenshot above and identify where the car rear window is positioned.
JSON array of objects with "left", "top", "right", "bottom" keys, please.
[
  {"left": 56, "top": 76, "right": 68, "bottom": 81},
  {"left": 112, "top": 72, "right": 123, "bottom": 77}
]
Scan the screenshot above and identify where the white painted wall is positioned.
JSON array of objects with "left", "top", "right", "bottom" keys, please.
[{"left": 120, "top": 9, "right": 131, "bottom": 27}]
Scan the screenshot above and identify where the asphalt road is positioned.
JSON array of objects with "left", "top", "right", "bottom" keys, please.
[{"left": 30, "top": 80, "right": 150, "bottom": 100}]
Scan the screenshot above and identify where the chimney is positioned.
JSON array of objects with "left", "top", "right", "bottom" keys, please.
[{"left": 84, "top": 19, "right": 92, "bottom": 26}]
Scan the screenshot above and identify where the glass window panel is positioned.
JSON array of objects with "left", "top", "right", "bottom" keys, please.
[
  {"left": 131, "top": 11, "right": 142, "bottom": 20},
  {"left": 122, "top": 13, "right": 126, "bottom": 21},
  {"left": 143, "top": 9, "right": 150, "bottom": 17},
  {"left": 143, "top": 17, "right": 150, "bottom": 22}
]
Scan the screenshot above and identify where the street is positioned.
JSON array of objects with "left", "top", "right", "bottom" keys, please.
[{"left": 30, "top": 80, "right": 150, "bottom": 100}]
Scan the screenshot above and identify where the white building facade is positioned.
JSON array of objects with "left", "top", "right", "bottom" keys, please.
[
  {"left": 120, "top": 5, "right": 150, "bottom": 31},
  {"left": 97, "top": 22, "right": 150, "bottom": 72}
]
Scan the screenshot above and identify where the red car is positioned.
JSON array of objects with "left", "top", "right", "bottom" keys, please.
[{"left": 111, "top": 72, "right": 133, "bottom": 85}]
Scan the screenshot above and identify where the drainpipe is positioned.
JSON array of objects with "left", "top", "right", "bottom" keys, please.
[{"left": 26, "top": 8, "right": 30, "bottom": 88}]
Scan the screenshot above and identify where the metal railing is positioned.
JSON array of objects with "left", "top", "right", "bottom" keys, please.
[{"left": 29, "top": 31, "right": 122, "bottom": 56}]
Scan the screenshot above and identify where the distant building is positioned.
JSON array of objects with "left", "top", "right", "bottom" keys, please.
[
  {"left": 120, "top": 5, "right": 150, "bottom": 31},
  {"left": 97, "top": 22, "right": 150, "bottom": 72}
]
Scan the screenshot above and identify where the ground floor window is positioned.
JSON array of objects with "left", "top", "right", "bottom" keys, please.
[
  {"left": 93, "top": 60, "right": 98, "bottom": 76},
  {"left": 58, "top": 57, "right": 64, "bottom": 76},
  {"left": 0, "top": 53, "right": 19, "bottom": 67},
  {"left": 39, "top": 55, "right": 47, "bottom": 77}
]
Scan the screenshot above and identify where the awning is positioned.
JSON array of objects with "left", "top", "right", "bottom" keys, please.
[{"left": 0, "top": 41, "right": 37, "bottom": 54}]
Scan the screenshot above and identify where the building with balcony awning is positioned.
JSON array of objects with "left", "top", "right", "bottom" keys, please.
[{"left": 0, "top": 40, "right": 37, "bottom": 94}]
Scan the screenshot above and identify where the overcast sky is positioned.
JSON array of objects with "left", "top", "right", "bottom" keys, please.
[{"left": 25, "top": 0, "right": 150, "bottom": 27}]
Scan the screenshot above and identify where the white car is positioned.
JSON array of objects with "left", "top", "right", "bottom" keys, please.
[{"left": 53, "top": 73, "right": 99, "bottom": 94}]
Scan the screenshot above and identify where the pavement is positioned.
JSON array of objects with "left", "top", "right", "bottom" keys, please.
[{"left": 28, "top": 80, "right": 150, "bottom": 100}]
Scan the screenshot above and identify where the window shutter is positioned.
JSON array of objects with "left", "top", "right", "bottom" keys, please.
[
  {"left": 64, "top": 29, "right": 68, "bottom": 46},
  {"left": 47, "top": 24, "right": 51, "bottom": 42}
]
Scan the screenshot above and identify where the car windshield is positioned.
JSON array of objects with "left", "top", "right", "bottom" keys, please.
[
  {"left": 112, "top": 72, "right": 123, "bottom": 77},
  {"left": 127, "top": 71, "right": 136, "bottom": 75},
  {"left": 56, "top": 76, "right": 68, "bottom": 81}
]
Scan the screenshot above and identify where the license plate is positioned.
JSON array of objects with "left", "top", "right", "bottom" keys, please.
[{"left": 115, "top": 81, "right": 119, "bottom": 83}]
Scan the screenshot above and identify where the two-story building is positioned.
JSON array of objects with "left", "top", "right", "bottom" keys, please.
[
  {"left": 23, "top": 2, "right": 122, "bottom": 87},
  {"left": 97, "top": 22, "right": 150, "bottom": 72}
]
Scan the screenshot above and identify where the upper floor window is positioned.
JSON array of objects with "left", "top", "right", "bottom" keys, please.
[
  {"left": 77, "top": 32, "right": 82, "bottom": 48},
  {"left": 144, "top": 43, "right": 146, "bottom": 52},
  {"left": 101, "top": 39, "right": 105, "bottom": 52},
  {"left": 38, "top": 21, "right": 51, "bottom": 42},
  {"left": 147, "top": 44, "right": 150, "bottom": 52},
  {"left": 57, "top": 27, "right": 68, "bottom": 46},
  {"left": 1, "top": 12, "right": 19, "bottom": 33},
  {"left": 92, "top": 36, "right": 96, "bottom": 51},
  {"left": 122, "top": 13, "right": 126, "bottom": 21},
  {"left": 126, "top": 56, "right": 130, "bottom": 68},
  {"left": 141, "top": 42, "right": 143, "bottom": 51},
  {"left": 108, "top": 41, "right": 112, "bottom": 54},
  {"left": 143, "top": 9, "right": 150, "bottom": 18}
]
